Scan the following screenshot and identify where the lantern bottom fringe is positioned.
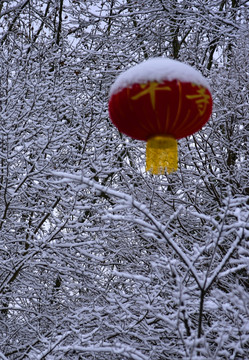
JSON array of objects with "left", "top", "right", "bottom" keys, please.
[{"left": 146, "top": 136, "right": 178, "bottom": 175}]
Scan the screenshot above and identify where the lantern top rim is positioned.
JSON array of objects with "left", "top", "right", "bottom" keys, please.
[{"left": 110, "top": 57, "right": 210, "bottom": 96}]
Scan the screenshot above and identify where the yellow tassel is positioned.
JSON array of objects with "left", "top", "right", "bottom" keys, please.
[{"left": 146, "top": 136, "right": 178, "bottom": 175}]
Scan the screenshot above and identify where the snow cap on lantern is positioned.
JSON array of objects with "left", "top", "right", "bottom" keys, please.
[{"left": 109, "top": 58, "right": 212, "bottom": 174}]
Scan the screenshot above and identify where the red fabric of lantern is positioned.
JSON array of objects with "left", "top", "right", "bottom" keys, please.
[{"left": 109, "top": 80, "right": 212, "bottom": 141}]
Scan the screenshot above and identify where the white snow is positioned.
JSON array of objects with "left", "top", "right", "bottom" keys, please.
[{"left": 110, "top": 57, "right": 210, "bottom": 96}]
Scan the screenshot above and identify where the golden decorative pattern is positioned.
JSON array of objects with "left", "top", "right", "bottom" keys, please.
[
  {"left": 186, "top": 84, "right": 211, "bottom": 116},
  {"left": 131, "top": 82, "right": 171, "bottom": 109}
]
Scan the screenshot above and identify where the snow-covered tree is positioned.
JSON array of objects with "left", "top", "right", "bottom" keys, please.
[{"left": 0, "top": 1, "right": 248, "bottom": 359}]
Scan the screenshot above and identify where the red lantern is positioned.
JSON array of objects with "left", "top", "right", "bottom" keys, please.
[{"left": 109, "top": 58, "right": 212, "bottom": 174}]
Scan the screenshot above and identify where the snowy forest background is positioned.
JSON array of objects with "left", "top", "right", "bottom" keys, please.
[{"left": 0, "top": 1, "right": 249, "bottom": 359}]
